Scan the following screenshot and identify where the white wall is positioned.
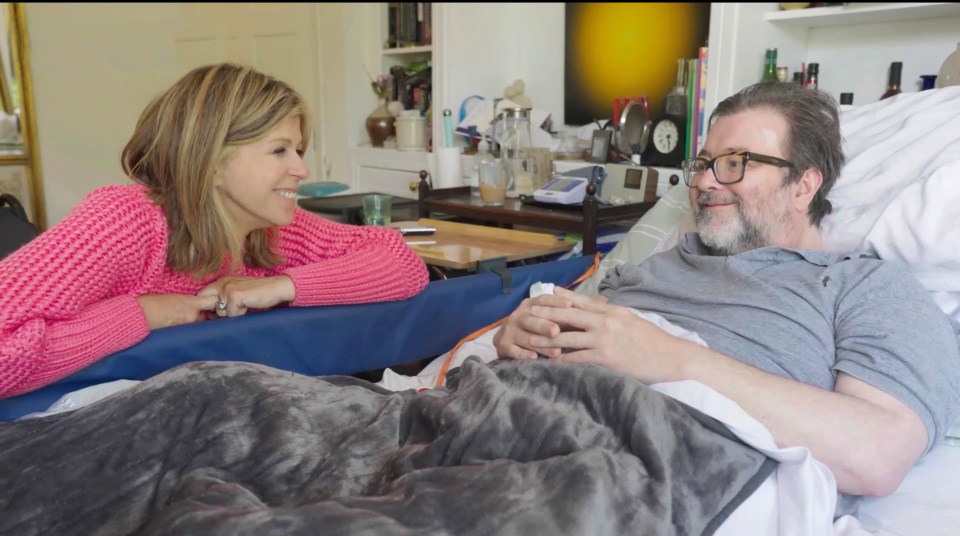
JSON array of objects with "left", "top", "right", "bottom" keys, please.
[
  {"left": 442, "top": 3, "right": 566, "bottom": 127},
  {"left": 316, "top": 3, "right": 349, "bottom": 184},
  {"left": 342, "top": 3, "right": 382, "bottom": 150},
  {"left": 26, "top": 3, "right": 186, "bottom": 226},
  {"left": 807, "top": 18, "right": 960, "bottom": 104},
  {"left": 706, "top": 3, "right": 960, "bottom": 118}
]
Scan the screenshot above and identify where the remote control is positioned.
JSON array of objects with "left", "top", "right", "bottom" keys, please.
[{"left": 399, "top": 226, "right": 436, "bottom": 236}]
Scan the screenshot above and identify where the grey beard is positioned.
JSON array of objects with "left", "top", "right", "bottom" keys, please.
[{"left": 695, "top": 200, "right": 770, "bottom": 256}]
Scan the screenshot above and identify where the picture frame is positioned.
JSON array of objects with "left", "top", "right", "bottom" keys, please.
[
  {"left": 564, "top": 3, "right": 710, "bottom": 126},
  {"left": 0, "top": 3, "right": 45, "bottom": 228},
  {"left": 588, "top": 129, "right": 611, "bottom": 163}
]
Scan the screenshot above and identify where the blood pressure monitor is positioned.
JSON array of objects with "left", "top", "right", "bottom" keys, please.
[
  {"left": 532, "top": 175, "right": 589, "bottom": 205},
  {"left": 598, "top": 163, "right": 659, "bottom": 205}
]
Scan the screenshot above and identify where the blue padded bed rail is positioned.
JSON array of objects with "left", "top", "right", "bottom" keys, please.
[{"left": 0, "top": 256, "right": 595, "bottom": 421}]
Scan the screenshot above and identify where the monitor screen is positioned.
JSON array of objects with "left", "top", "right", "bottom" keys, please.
[
  {"left": 624, "top": 168, "right": 646, "bottom": 190},
  {"left": 545, "top": 177, "right": 582, "bottom": 192}
]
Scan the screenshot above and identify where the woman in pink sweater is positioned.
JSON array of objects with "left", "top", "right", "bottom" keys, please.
[{"left": 0, "top": 63, "right": 429, "bottom": 399}]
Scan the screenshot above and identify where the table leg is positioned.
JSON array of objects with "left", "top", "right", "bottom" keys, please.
[{"left": 583, "top": 194, "right": 598, "bottom": 255}]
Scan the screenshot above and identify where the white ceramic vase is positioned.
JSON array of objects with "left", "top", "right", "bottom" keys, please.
[{"left": 937, "top": 41, "right": 960, "bottom": 89}]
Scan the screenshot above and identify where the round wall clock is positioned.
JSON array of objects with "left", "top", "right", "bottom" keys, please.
[{"left": 643, "top": 115, "right": 686, "bottom": 167}]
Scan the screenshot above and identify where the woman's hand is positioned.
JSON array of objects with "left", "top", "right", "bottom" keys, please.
[
  {"left": 196, "top": 275, "right": 296, "bottom": 318},
  {"left": 136, "top": 294, "right": 220, "bottom": 330},
  {"left": 493, "top": 293, "right": 575, "bottom": 360}
]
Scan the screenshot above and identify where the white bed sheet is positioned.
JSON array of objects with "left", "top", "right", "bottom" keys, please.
[{"left": 849, "top": 442, "right": 960, "bottom": 536}]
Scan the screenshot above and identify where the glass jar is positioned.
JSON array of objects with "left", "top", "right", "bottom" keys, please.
[{"left": 495, "top": 107, "right": 534, "bottom": 197}]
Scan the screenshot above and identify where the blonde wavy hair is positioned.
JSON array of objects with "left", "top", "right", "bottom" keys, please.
[{"left": 121, "top": 63, "right": 312, "bottom": 277}]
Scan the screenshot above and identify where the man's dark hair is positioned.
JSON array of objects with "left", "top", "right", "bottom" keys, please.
[{"left": 709, "top": 82, "right": 845, "bottom": 227}]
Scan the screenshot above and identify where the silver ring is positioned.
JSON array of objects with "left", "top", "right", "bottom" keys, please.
[{"left": 216, "top": 300, "right": 228, "bottom": 312}]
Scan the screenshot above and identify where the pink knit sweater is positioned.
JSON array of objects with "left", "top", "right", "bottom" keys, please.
[{"left": 0, "top": 184, "right": 429, "bottom": 398}]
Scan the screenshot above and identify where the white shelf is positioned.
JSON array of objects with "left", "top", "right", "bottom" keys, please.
[
  {"left": 382, "top": 45, "right": 432, "bottom": 56},
  {"left": 352, "top": 145, "right": 428, "bottom": 157},
  {"left": 765, "top": 2, "right": 960, "bottom": 28}
]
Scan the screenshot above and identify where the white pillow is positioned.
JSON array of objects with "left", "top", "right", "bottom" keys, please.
[
  {"left": 831, "top": 88, "right": 960, "bottom": 325},
  {"left": 575, "top": 184, "right": 692, "bottom": 297},
  {"left": 821, "top": 86, "right": 960, "bottom": 254},
  {"left": 862, "top": 159, "right": 960, "bottom": 293}
]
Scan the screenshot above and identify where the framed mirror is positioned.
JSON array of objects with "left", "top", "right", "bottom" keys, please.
[{"left": 0, "top": 3, "right": 44, "bottom": 228}]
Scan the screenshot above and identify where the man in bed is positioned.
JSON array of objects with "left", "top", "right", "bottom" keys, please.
[{"left": 494, "top": 81, "right": 960, "bottom": 503}]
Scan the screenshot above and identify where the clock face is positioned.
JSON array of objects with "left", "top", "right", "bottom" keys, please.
[{"left": 653, "top": 120, "right": 679, "bottom": 154}]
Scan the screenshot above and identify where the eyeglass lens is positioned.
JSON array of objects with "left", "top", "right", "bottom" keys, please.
[{"left": 683, "top": 154, "right": 744, "bottom": 186}]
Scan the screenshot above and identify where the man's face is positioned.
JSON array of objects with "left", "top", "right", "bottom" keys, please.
[{"left": 688, "top": 108, "right": 800, "bottom": 255}]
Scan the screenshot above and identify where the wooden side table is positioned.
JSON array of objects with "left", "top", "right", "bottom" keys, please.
[{"left": 416, "top": 174, "right": 655, "bottom": 254}]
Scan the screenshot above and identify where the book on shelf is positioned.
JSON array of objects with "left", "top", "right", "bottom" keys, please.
[
  {"left": 387, "top": 2, "right": 432, "bottom": 49},
  {"left": 685, "top": 57, "right": 696, "bottom": 160},
  {"left": 421, "top": 2, "right": 432, "bottom": 45},
  {"left": 388, "top": 4, "right": 397, "bottom": 47},
  {"left": 695, "top": 46, "right": 708, "bottom": 156},
  {"left": 684, "top": 46, "right": 708, "bottom": 160}
]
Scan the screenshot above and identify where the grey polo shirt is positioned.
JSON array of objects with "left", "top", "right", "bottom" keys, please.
[{"left": 598, "top": 233, "right": 960, "bottom": 451}]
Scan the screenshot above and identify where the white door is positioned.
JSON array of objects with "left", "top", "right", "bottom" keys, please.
[{"left": 174, "top": 3, "right": 321, "bottom": 184}]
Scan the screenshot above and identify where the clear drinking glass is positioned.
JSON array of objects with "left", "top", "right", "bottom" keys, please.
[{"left": 362, "top": 194, "right": 392, "bottom": 226}]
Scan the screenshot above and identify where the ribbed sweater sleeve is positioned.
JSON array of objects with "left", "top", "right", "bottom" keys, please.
[
  {"left": 276, "top": 210, "right": 429, "bottom": 306},
  {"left": 0, "top": 185, "right": 166, "bottom": 398}
]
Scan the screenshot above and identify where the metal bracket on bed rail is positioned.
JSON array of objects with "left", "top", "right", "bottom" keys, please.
[{"left": 477, "top": 257, "right": 512, "bottom": 294}]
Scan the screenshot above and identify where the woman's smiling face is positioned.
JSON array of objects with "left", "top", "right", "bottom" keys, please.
[{"left": 215, "top": 114, "right": 308, "bottom": 236}]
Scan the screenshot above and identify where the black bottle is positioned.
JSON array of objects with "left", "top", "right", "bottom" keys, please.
[
  {"left": 805, "top": 63, "right": 819, "bottom": 89},
  {"left": 880, "top": 62, "right": 903, "bottom": 100}
]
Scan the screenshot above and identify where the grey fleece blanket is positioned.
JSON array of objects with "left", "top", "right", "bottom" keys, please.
[{"left": 0, "top": 358, "right": 775, "bottom": 536}]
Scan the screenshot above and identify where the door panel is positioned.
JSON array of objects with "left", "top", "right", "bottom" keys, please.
[{"left": 175, "top": 3, "right": 320, "bottom": 180}]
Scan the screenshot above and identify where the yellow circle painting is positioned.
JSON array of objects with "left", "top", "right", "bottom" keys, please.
[{"left": 565, "top": 3, "right": 710, "bottom": 126}]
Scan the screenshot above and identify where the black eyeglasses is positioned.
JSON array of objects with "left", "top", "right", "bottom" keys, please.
[{"left": 681, "top": 151, "right": 796, "bottom": 187}]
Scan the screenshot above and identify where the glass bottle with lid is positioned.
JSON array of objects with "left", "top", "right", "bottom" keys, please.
[
  {"left": 495, "top": 107, "right": 534, "bottom": 198},
  {"left": 665, "top": 59, "right": 688, "bottom": 116},
  {"left": 474, "top": 140, "right": 496, "bottom": 198}
]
